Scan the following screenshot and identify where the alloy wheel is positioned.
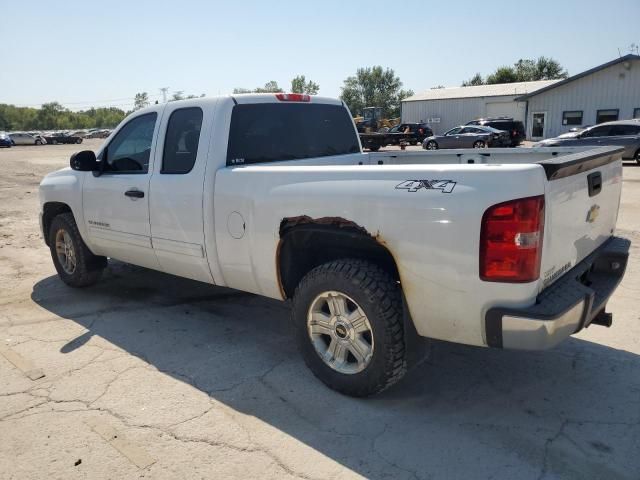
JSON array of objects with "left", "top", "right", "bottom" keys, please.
[{"left": 307, "top": 291, "right": 374, "bottom": 374}]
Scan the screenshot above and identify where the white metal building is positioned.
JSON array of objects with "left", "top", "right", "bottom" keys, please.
[
  {"left": 401, "top": 80, "right": 557, "bottom": 135},
  {"left": 402, "top": 54, "right": 640, "bottom": 140},
  {"left": 515, "top": 54, "right": 640, "bottom": 140}
]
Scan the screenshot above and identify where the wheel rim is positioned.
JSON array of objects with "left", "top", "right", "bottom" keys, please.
[
  {"left": 474, "top": 141, "right": 485, "bottom": 148},
  {"left": 307, "top": 291, "right": 374, "bottom": 374},
  {"left": 427, "top": 142, "right": 436, "bottom": 150},
  {"left": 55, "top": 229, "right": 76, "bottom": 274}
]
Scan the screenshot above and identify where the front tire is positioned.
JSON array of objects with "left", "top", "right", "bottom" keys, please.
[
  {"left": 76, "top": 138, "right": 83, "bottom": 144},
  {"left": 48, "top": 213, "right": 106, "bottom": 287},
  {"left": 425, "top": 140, "right": 438, "bottom": 150},
  {"left": 473, "top": 140, "right": 487, "bottom": 148},
  {"left": 35, "top": 139, "right": 42, "bottom": 145},
  {"left": 292, "top": 259, "right": 407, "bottom": 397}
]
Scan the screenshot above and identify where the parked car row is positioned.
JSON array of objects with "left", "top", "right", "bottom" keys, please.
[
  {"left": 0, "top": 128, "right": 113, "bottom": 147},
  {"left": 533, "top": 119, "right": 640, "bottom": 163},
  {"left": 419, "top": 117, "right": 526, "bottom": 151}
]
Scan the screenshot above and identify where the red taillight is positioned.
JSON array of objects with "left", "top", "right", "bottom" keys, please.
[
  {"left": 480, "top": 195, "right": 545, "bottom": 282},
  {"left": 275, "top": 93, "right": 310, "bottom": 102}
]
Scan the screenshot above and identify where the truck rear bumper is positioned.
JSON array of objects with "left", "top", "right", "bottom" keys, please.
[{"left": 485, "top": 236, "right": 630, "bottom": 350}]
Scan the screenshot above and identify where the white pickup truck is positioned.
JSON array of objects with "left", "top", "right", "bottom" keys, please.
[{"left": 39, "top": 94, "right": 630, "bottom": 396}]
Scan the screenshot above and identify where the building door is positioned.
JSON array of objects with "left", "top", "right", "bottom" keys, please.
[{"left": 531, "top": 112, "right": 546, "bottom": 139}]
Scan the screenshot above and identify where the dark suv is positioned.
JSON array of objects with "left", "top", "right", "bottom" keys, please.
[
  {"left": 466, "top": 117, "right": 525, "bottom": 146},
  {"left": 387, "top": 123, "right": 434, "bottom": 145}
]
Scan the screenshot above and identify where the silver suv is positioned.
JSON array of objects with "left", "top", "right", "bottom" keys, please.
[{"left": 534, "top": 120, "right": 640, "bottom": 163}]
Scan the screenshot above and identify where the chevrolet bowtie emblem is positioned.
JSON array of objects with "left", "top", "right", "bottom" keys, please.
[{"left": 586, "top": 204, "right": 600, "bottom": 223}]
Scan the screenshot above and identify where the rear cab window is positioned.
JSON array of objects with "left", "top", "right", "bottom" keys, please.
[
  {"left": 226, "top": 103, "right": 360, "bottom": 166},
  {"left": 162, "top": 107, "right": 203, "bottom": 174}
]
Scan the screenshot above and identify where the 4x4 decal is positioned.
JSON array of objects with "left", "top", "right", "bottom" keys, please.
[{"left": 395, "top": 179, "right": 457, "bottom": 193}]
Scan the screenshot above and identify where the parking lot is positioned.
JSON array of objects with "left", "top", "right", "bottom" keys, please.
[{"left": 0, "top": 140, "right": 639, "bottom": 479}]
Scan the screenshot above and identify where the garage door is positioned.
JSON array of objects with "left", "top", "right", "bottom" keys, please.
[{"left": 485, "top": 101, "right": 525, "bottom": 121}]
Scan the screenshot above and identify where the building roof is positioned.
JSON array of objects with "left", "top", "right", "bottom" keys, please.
[
  {"left": 403, "top": 80, "right": 559, "bottom": 102},
  {"left": 514, "top": 54, "right": 640, "bottom": 101}
]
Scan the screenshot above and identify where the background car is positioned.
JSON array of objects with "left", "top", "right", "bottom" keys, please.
[
  {"left": 533, "top": 120, "right": 640, "bottom": 163},
  {"left": 85, "top": 129, "right": 111, "bottom": 139},
  {"left": 466, "top": 117, "right": 525, "bottom": 146},
  {"left": 0, "top": 131, "right": 13, "bottom": 147},
  {"left": 422, "top": 125, "right": 510, "bottom": 150},
  {"left": 43, "top": 132, "right": 83, "bottom": 145},
  {"left": 9, "top": 132, "right": 46, "bottom": 145}
]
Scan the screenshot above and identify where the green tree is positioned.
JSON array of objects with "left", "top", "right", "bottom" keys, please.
[
  {"left": 485, "top": 66, "right": 519, "bottom": 84},
  {"left": 0, "top": 103, "right": 126, "bottom": 130},
  {"left": 134, "top": 92, "right": 149, "bottom": 110},
  {"left": 461, "top": 73, "right": 484, "bottom": 86},
  {"left": 513, "top": 57, "right": 568, "bottom": 81},
  {"left": 465, "top": 57, "right": 568, "bottom": 86},
  {"left": 254, "top": 81, "right": 283, "bottom": 93},
  {"left": 291, "top": 75, "right": 320, "bottom": 95},
  {"left": 340, "top": 66, "right": 413, "bottom": 117}
]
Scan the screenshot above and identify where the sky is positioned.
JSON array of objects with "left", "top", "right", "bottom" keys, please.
[{"left": 1, "top": 0, "right": 639, "bottom": 111}]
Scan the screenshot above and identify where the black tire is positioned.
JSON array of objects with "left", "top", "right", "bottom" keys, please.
[
  {"left": 473, "top": 140, "right": 486, "bottom": 149},
  {"left": 76, "top": 138, "right": 83, "bottom": 144},
  {"left": 368, "top": 145, "right": 381, "bottom": 152},
  {"left": 635, "top": 149, "right": 640, "bottom": 165},
  {"left": 409, "top": 140, "right": 417, "bottom": 146},
  {"left": 48, "top": 213, "right": 106, "bottom": 287},
  {"left": 291, "top": 259, "right": 407, "bottom": 397},
  {"left": 425, "top": 140, "right": 438, "bottom": 150},
  {"left": 35, "top": 139, "right": 42, "bottom": 145},
  {"left": 52, "top": 139, "right": 58, "bottom": 145}
]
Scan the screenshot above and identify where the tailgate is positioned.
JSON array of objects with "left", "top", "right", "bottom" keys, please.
[{"left": 538, "top": 147, "right": 624, "bottom": 291}]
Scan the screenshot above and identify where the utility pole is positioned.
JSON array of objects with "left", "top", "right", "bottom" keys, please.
[{"left": 159, "top": 87, "right": 169, "bottom": 103}]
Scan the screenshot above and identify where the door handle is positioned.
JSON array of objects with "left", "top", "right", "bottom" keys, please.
[{"left": 124, "top": 190, "right": 144, "bottom": 199}]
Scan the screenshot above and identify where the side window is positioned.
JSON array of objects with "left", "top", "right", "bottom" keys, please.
[
  {"left": 562, "top": 111, "right": 583, "bottom": 126},
  {"left": 161, "top": 107, "right": 203, "bottom": 174},
  {"left": 446, "top": 127, "right": 462, "bottom": 135},
  {"left": 583, "top": 126, "right": 611, "bottom": 138},
  {"left": 610, "top": 125, "right": 640, "bottom": 136},
  {"left": 596, "top": 109, "right": 619, "bottom": 124},
  {"left": 103, "top": 113, "right": 157, "bottom": 174}
]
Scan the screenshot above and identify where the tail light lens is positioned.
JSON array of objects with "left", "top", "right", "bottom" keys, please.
[
  {"left": 275, "top": 93, "right": 310, "bottom": 102},
  {"left": 480, "top": 195, "right": 545, "bottom": 282}
]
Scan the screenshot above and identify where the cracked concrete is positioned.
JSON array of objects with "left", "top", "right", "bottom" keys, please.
[{"left": 1, "top": 141, "right": 639, "bottom": 479}]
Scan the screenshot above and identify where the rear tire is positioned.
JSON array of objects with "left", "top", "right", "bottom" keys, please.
[
  {"left": 425, "top": 140, "right": 438, "bottom": 150},
  {"left": 635, "top": 149, "right": 640, "bottom": 165},
  {"left": 52, "top": 139, "right": 58, "bottom": 145},
  {"left": 473, "top": 140, "right": 487, "bottom": 148},
  {"left": 35, "top": 139, "right": 42, "bottom": 145},
  {"left": 292, "top": 259, "right": 407, "bottom": 397},
  {"left": 76, "top": 138, "right": 83, "bottom": 144},
  {"left": 48, "top": 213, "right": 106, "bottom": 287}
]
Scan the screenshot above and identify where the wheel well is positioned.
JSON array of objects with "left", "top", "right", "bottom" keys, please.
[
  {"left": 42, "top": 202, "right": 72, "bottom": 246},
  {"left": 277, "top": 216, "right": 400, "bottom": 299}
]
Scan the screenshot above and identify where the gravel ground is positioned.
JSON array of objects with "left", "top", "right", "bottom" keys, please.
[{"left": 0, "top": 140, "right": 639, "bottom": 480}]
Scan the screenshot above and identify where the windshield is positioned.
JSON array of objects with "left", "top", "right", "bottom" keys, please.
[{"left": 227, "top": 103, "right": 360, "bottom": 166}]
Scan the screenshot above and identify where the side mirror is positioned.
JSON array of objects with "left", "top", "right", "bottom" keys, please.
[{"left": 70, "top": 150, "right": 98, "bottom": 171}]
